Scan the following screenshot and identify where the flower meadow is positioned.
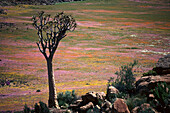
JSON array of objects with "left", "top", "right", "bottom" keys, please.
[{"left": 0, "top": 0, "right": 169, "bottom": 111}]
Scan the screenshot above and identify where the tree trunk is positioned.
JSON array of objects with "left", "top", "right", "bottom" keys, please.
[{"left": 47, "top": 58, "right": 59, "bottom": 108}]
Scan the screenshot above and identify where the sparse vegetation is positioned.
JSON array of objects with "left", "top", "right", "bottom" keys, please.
[
  {"left": 126, "top": 96, "right": 147, "bottom": 112},
  {"left": 143, "top": 70, "right": 157, "bottom": 76},
  {"left": 0, "top": 73, "right": 38, "bottom": 87},
  {"left": 23, "top": 101, "right": 50, "bottom": 113},
  {"left": 108, "top": 60, "right": 138, "bottom": 95},
  {"left": 57, "top": 90, "right": 78, "bottom": 108},
  {"left": 151, "top": 82, "right": 170, "bottom": 113}
]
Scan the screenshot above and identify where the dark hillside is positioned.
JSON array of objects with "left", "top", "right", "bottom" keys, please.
[{"left": 0, "top": 0, "right": 83, "bottom": 6}]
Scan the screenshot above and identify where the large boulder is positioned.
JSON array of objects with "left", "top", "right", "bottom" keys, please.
[
  {"left": 81, "top": 91, "right": 105, "bottom": 105},
  {"left": 153, "top": 54, "right": 170, "bottom": 75},
  {"left": 136, "top": 74, "right": 170, "bottom": 95},
  {"left": 112, "top": 98, "right": 130, "bottom": 113}
]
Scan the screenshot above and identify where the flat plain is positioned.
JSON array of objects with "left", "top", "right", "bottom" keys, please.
[{"left": 0, "top": 0, "right": 170, "bottom": 111}]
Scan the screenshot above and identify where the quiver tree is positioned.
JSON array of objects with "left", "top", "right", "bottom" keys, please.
[{"left": 32, "top": 11, "right": 76, "bottom": 108}]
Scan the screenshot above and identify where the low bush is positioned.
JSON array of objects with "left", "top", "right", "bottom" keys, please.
[
  {"left": 143, "top": 70, "right": 157, "bottom": 76},
  {"left": 126, "top": 96, "right": 147, "bottom": 112},
  {"left": 24, "top": 104, "right": 31, "bottom": 113},
  {"left": 57, "top": 90, "right": 78, "bottom": 108},
  {"left": 108, "top": 60, "right": 138, "bottom": 95},
  {"left": 151, "top": 82, "right": 170, "bottom": 113},
  {"left": 23, "top": 101, "right": 50, "bottom": 113}
]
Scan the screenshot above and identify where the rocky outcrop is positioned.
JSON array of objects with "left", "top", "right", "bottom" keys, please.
[
  {"left": 69, "top": 91, "right": 106, "bottom": 112},
  {"left": 153, "top": 54, "right": 170, "bottom": 75},
  {"left": 136, "top": 54, "right": 170, "bottom": 95},
  {"left": 136, "top": 74, "right": 170, "bottom": 95},
  {"left": 81, "top": 91, "right": 106, "bottom": 106},
  {"left": 112, "top": 98, "right": 130, "bottom": 113},
  {"left": 69, "top": 91, "right": 131, "bottom": 113}
]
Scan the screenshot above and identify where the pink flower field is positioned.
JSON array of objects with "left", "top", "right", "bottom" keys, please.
[{"left": 0, "top": 0, "right": 169, "bottom": 111}]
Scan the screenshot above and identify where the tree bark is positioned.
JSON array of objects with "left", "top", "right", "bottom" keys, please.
[{"left": 47, "top": 58, "right": 59, "bottom": 108}]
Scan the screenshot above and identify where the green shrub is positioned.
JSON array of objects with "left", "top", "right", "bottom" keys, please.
[
  {"left": 107, "top": 91, "right": 128, "bottom": 103},
  {"left": 57, "top": 90, "right": 78, "bottom": 108},
  {"left": 23, "top": 101, "right": 49, "bottom": 113},
  {"left": 108, "top": 60, "right": 137, "bottom": 95},
  {"left": 151, "top": 82, "right": 170, "bottom": 112},
  {"left": 23, "top": 104, "right": 31, "bottom": 113},
  {"left": 34, "top": 103, "right": 40, "bottom": 113},
  {"left": 126, "top": 96, "right": 147, "bottom": 112},
  {"left": 38, "top": 101, "right": 50, "bottom": 113},
  {"left": 143, "top": 70, "right": 157, "bottom": 76}
]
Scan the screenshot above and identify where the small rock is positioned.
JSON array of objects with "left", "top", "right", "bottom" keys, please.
[
  {"left": 36, "top": 89, "right": 41, "bottom": 92},
  {"left": 112, "top": 98, "right": 130, "bottom": 113},
  {"left": 106, "top": 86, "right": 119, "bottom": 100},
  {"left": 80, "top": 102, "right": 94, "bottom": 111},
  {"left": 102, "top": 100, "right": 112, "bottom": 112}
]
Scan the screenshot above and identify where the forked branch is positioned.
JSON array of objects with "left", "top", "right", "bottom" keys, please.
[{"left": 32, "top": 11, "right": 76, "bottom": 59}]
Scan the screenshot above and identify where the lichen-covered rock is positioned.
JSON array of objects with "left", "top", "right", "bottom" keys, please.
[
  {"left": 112, "top": 98, "right": 130, "bottom": 113},
  {"left": 153, "top": 54, "right": 170, "bottom": 75}
]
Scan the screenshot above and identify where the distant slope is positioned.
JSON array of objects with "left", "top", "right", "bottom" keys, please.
[{"left": 0, "top": 0, "right": 84, "bottom": 6}]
